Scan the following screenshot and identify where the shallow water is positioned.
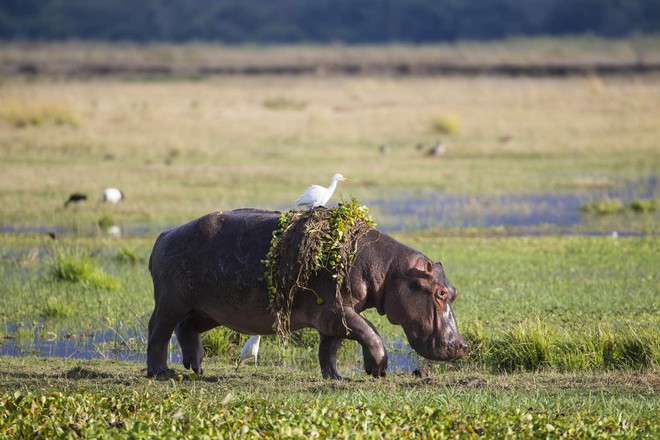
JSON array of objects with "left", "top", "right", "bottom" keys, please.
[
  {"left": 2, "top": 177, "right": 657, "bottom": 236},
  {"left": 0, "top": 322, "right": 421, "bottom": 373},
  {"left": 369, "top": 176, "right": 659, "bottom": 232}
]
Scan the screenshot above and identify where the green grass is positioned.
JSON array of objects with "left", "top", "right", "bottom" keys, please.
[
  {"left": 1, "top": 232, "right": 658, "bottom": 437},
  {"left": 1, "top": 233, "right": 657, "bottom": 369},
  {"left": 0, "top": 358, "right": 657, "bottom": 438}
]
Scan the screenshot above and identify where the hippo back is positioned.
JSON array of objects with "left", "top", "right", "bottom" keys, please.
[{"left": 149, "top": 209, "right": 280, "bottom": 306}]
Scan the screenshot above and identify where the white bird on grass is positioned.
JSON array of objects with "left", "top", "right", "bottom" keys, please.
[
  {"left": 102, "top": 187, "right": 124, "bottom": 204},
  {"left": 235, "top": 335, "right": 261, "bottom": 371},
  {"left": 295, "top": 173, "right": 348, "bottom": 210}
]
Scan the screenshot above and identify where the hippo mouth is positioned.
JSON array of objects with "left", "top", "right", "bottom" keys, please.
[{"left": 420, "top": 306, "right": 467, "bottom": 361}]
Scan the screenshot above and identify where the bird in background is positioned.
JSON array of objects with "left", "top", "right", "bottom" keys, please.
[
  {"left": 427, "top": 141, "right": 446, "bottom": 157},
  {"left": 102, "top": 187, "right": 124, "bottom": 204},
  {"left": 235, "top": 335, "right": 261, "bottom": 372},
  {"left": 295, "top": 173, "right": 348, "bottom": 210},
  {"left": 64, "top": 193, "right": 88, "bottom": 208}
]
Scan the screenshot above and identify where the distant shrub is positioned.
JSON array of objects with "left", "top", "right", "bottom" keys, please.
[
  {"left": 115, "top": 246, "right": 145, "bottom": 265},
  {"left": 263, "top": 97, "right": 307, "bottom": 110},
  {"left": 97, "top": 215, "right": 115, "bottom": 230},
  {"left": 630, "top": 198, "right": 657, "bottom": 213},
  {"left": 580, "top": 197, "right": 624, "bottom": 215},
  {"left": 430, "top": 113, "right": 461, "bottom": 135},
  {"left": 1, "top": 100, "right": 79, "bottom": 128},
  {"left": 50, "top": 249, "right": 120, "bottom": 290}
]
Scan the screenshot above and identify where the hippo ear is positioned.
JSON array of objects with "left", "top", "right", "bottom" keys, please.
[
  {"left": 425, "top": 260, "right": 434, "bottom": 274},
  {"left": 435, "top": 261, "right": 443, "bottom": 268}
]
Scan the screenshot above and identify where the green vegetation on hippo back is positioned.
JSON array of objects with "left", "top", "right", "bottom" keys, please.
[{"left": 147, "top": 199, "right": 467, "bottom": 379}]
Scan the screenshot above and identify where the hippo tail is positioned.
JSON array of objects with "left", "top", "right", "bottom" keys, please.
[{"left": 148, "top": 231, "right": 169, "bottom": 277}]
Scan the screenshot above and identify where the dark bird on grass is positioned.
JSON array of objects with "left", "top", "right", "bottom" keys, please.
[
  {"left": 427, "top": 141, "right": 446, "bottom": 157},
  {"left": 102, "top": 187, "right": 124, "bottom": 204},
  {"left": 379, "top": 145, "right": 390, "bottom": 156},
  {"left": 64, "top": 193, "right": 88, "bottom": 208},
  {"left": 47, "top": 231, "right": 59, "bottom": 240},
  {"left": 235, "top": 335, "right": 261, "bottom": 371}
]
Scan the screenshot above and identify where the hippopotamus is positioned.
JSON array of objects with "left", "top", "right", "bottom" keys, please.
[{"left": 147, "top": 209, "right": 467, "bottom": 379}]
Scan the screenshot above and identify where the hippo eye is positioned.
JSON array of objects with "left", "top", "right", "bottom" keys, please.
[{"left": 434, "top": 290, "right": 448, "bottom": 301}]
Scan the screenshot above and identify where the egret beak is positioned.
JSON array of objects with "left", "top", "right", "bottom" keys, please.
[{"left": 342, "top": 177, "right": 349, "bottom": 182}]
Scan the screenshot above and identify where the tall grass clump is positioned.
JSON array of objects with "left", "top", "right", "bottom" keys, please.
[
  {"left": 629, "top": 198, "right": 657, "bottom": 213},
  {"left": 466, "top": 318, "right": 658, "bottom": 372},
  {"left": 1, "top": 100, "right": 79, "bottom": 128},
  {"left": 262, "top": 96, "right": 307, "bottom": 110},
  {"left": 580, "top": 197, "right": 625, "bottom": 214},
  {"left": 201, "top": 327, "right": 242, "bottom": 357},
  {"left": 114, "top": 246, "right": 144, "bottom": 266},
  {"left": 50, "top": 249, "right": 120, "bottom": 290},
  {"left": 600, "top": 325, "right": 658, "bottom": 369},
  {"left": 487, "top": 317, "right": 554, "bottom": 372},
  {"left": 40, "top": 297, "right": 73, "bottom": 319},
  {"left": 430, "top": 113, "right": 461, "bottom": 135}
]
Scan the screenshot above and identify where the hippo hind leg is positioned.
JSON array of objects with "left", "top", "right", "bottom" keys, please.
[
  {"left": 147, "top": 304, "right": 182, "bottom": 378},
  {"left": 175, "top": 311, "right": 219, "bottom": 376}
]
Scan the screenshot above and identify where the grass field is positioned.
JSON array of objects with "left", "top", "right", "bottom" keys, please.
[
  {"left": 1, "top": 39, "right": 659, "bottom": 437},
  {"left": 1, "top": 232, "right": 658, "bottom": 437},
  {"left": 1, "top": 42, "right": 660, "bottom": 229}
]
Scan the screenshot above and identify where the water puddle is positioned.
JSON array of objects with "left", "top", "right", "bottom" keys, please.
[
  {"left": 0, "top": 321, "right": 422, "bottom": 373},
  {"left": 0, "top": 322, "right": 158, "bottom": 363}
]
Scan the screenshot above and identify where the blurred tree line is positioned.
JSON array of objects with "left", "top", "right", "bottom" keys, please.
[{"left": 1, "top": 0, "right": 658, "bottom": 43}]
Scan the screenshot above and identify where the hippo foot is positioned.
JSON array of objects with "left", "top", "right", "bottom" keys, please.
[
  {"left": 182, "top": 361, "right": 204, "bottom": 376},
  {"left": 365, "top": 366, "right": 387, "bottom": 378},
  {"left": 146, "top": 367, "right": 176, "bottom": 379},
  {"left": 321, "top": 369, "right": 351, "bottom": 381},
  {"left": 322, "top": 373, "right": 351, "bottom": 382},
  {"left": 364, "top": 356, "right": 388, "bottom": 378}
]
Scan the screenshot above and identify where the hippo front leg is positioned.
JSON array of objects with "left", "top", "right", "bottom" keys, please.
[
  {"left": 317, "top": 310, "right": 388, "bottom": 379},
  {"left": 345, "top": 313, "right": 388, "bottom": 378}
]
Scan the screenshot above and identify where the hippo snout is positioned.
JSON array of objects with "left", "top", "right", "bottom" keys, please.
[{"left": 450, "top": 338, "right": 469, "bottom": 358}]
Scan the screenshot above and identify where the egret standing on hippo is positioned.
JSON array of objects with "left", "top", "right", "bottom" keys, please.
[{"left": 147, "top": 178, "right": 467, "bottom": 379}]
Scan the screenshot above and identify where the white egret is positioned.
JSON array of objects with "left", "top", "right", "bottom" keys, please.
[
  {"left": 102, "top": 187, "right": 124, "bottom": 204},
  {"left": 235, "top": 335, "right": 261, "bottom": 371},
  {"left": 295, "top": 173, "right": 347, "bottom": 210}
]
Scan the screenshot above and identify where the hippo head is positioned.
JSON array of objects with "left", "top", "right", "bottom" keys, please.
[{"left": 384, "top": 256, "right": 467, "bottom": 361}]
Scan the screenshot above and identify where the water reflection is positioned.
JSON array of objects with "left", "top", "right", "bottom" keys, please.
[{"left": 0, "top": 322, "right": 422, "bottom": 372}]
